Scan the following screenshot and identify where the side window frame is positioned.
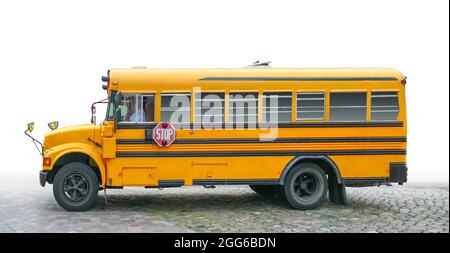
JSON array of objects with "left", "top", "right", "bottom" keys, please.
[
  {"left": 329, "top": 91, "right": 368, "bottom": 122},
  {"left": 116, "top": 93, "right": 156, "bottom": 123},
  {"left": 194, "top": 91, "right": 225, "bottom": 128},
  {"left": 262, "top": 91, "right": 293, "bottom": 123},
  {"left": 160, "top": 92, "right": 192, "bottom": 127},
  {"left": 295, "top": 91, "right": 326, "bottom": 121},
  {"left": 228, "top": 91, "right": 259, "bottom": 127},
  {"left": 370, "top": 90, "right": 400, "bottom": 121}
]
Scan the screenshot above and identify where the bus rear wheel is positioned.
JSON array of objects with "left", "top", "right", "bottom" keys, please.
[
  {"left": 53, "top": 162, "right": 99, "bottom": 211},
  {"left": 284, "top": 163, "right": 328, "bottom": 210}
]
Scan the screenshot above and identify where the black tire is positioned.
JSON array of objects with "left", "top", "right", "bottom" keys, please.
[
  {"left": 284, "top": 163, "right": 328, "bottom": 210},
  {"left": 53, "top": 162, "right": 99, "bottom": 211},
  {"left": 249, "top": 185, "right": 278, "bottom": 197}
]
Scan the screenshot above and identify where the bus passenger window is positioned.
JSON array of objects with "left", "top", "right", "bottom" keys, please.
[
  {"left": 118, "top": 94, "right": 140, "bottom": 122},
  {"left": 117, "top": 94, "right": 154, "bottom": 122},
  {"left": 143, "top": 94, "right": 155, "bottom": 122},
  {"left": 371, "top": 92, "right": 399, "bottom": 121},
  {"left": 330, "top": 92, "right": 367, "bottom": 121},
  {"left": 229, "top": 92, "right": 259, "bottom": 127},
  {"left": 296, "top": 92, "right": 325, "bottom": 120},
  {"left": 161, "top": 93, "right": 191, "bottom": 126},
  {"left": 195, "top": 92, "right": 224, "bottom": 128},
  {"left": 263, "top": 92, "right": 292, "bottom": 123}
]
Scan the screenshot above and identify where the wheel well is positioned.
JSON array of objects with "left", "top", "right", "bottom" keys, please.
[
  {"left": 279, "top": 156, "right": 342, "bottom": 185},
  {"left": 51, "top": 152, "right": 102, "bottom": 184}
]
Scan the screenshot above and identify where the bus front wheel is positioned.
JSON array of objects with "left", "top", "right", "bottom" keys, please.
[
  {"left": 53, "top": 162, "right": 99, "bottom": 211},
  {"left": 284, "top": 163, "right": 328, "bottom": 210}
]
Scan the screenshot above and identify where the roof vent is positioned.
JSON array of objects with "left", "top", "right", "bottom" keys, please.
[{"left": 245, "top": 60, "right": 272, "bottom": 68}]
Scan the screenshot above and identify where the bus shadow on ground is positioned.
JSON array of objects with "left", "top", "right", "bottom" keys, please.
[
  {"left": 89, "top": 190, "right": 381, "bottom": 213},
  {"left": 93, "top": 192, "right": 293, "bottom": 211},
  {"left": 37, "top": 187, "right": 399, "bottom": 214}
]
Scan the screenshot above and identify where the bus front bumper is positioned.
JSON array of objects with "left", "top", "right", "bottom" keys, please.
[{"left": 40, "top": 170, "right": 49, "bottom": 187}]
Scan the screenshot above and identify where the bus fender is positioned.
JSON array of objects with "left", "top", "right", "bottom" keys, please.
[
  {"left": 45, "top": 143, "right": 106, "bottom": 187},
  {"left": 279, "top": 156, "right": 342, "bottom": 185}
]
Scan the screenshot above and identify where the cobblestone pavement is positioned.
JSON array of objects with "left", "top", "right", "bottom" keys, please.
[
  {"left": 0, "top": 181, "right": 448, "bottom": 233},
  {"left": 0, "top": 183, "right": 194, "bottom": 233}
]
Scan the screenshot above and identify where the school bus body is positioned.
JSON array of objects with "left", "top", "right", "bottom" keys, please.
[{"left": 39, "top": 67, "right": 407, "bottom": 210}]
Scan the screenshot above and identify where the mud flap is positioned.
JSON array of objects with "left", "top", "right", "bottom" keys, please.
[{"left": 328, "top": 174, "right": 348, "bottom": 205}]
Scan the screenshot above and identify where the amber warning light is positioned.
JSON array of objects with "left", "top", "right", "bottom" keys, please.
[{"left": 43, "top": 157, "right": 51, "bottom": 166}]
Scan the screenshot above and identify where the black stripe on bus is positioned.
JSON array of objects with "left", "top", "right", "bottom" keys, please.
[
  {"left": 343, "top": 177, "right": 389, "bottom": 184},
  {"left": 158, "top": 180, "right": 185, "bottom": 187},
  {"left": 115, "top": 121, "right": 404, "bottom": 129},
  {"left": 194, "top": 178, "right": 393, "bottom": 186},
  {"left": 116, "top": 137, "right": 407, "bottom": 145},
  {"left": 116, "top": 149, "right": 406, "bottom": 158},
  {"left": 198, "top": 77, "right": 399, "bottom": 81},
  {"left": 389, "top": 162, "right": 407, "bottom": 168},
  {"left": 192, "top": 179, "right": 279, "bottom": 186}
]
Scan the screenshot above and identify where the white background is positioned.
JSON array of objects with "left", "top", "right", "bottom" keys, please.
[{"left": 0, "top": 0, "right": 448, "bottom": 184}]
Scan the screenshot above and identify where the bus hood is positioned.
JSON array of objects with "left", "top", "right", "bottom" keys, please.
[{"left": 43, "top": 124, "right": 98, "bottom": 151}]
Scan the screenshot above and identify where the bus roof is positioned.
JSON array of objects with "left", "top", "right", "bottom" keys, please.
[{"left": 108, "top": 68, "right": 405, "bottom": 91}]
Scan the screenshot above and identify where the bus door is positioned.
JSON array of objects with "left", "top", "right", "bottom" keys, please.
[{"left": 112, "top": 93, "right": 157, "bottom": 186}]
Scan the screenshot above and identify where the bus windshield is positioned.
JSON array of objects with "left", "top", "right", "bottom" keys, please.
[{"left": 106, "top": 97, "right": 115, "bottom": 121}]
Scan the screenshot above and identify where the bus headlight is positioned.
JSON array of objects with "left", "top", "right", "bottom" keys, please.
[
  {"left": 27, "top": 122, "right": 34, "bottom": 133},
  {"left": 48, "top": 121, "right": 59, "bottom": 130}
]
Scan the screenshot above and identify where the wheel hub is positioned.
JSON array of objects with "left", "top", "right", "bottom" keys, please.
[
  {"left": 63, "top": 174, "right": 89, "bottom": 202},
  {"left": 294, "top": 173, "right": 317, "bottom": 198}
]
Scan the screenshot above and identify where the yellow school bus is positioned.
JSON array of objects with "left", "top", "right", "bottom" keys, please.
[{"left": 28, "top": 64, "right": 407, "bottom": 211}]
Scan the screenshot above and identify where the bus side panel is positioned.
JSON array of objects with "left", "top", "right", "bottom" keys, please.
[
  {"left": 105, "top": 156, "right": 291, "bottom": 187},
  {"left": 330, "top": 154, "right": 406, "bottom": 179},
  {"left": 106, "top": 158, "right": 162, "bottom": 187},
  {"left": 205, "top": 156, "right": 292, "bottom": 181}
]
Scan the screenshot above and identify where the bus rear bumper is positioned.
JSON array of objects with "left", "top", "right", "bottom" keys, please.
[
  {"left": 40, "top": 170, "right": 49, "bottom": 187},
  {"left": 389, "top": 162, "right": 408, "bottom": 185}
]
